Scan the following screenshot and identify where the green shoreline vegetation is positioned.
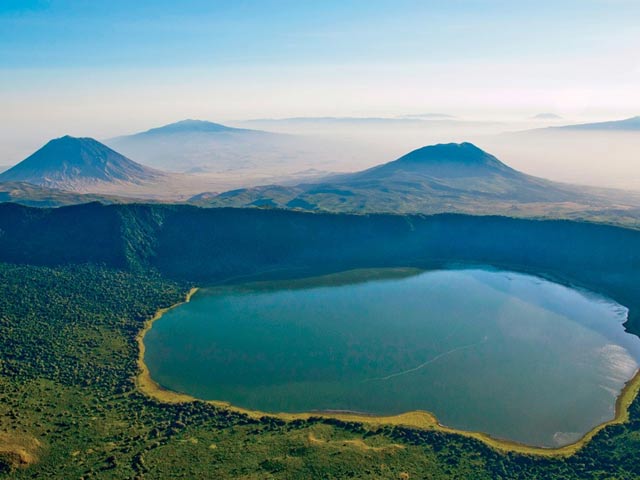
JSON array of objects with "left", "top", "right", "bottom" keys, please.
[{"left": 138, "top": 269, "right": 640, "bottom": 458}]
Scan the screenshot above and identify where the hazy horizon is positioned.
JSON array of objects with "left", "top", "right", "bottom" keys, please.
[{"left": 2, "top": 1, "right": 639, "bottom": 190}]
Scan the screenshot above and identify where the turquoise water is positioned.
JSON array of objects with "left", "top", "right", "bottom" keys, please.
[{"left": 144, "top": 268, "right": 640, "bottom": 447}]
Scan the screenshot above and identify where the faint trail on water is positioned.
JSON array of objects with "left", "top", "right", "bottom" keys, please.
[{"left": 365, "top": 336, "right": 488, "bottom": 382}]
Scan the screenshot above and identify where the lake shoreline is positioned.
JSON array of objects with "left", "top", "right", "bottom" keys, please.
[{"left": 136, "top": 268, "right": 640, "bottom": 458}]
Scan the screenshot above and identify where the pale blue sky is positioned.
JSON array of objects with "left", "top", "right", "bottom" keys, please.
[
  {"left": 2, "top": 1, "right": 637, "bottom": 68},
  {"left": 1, "top": 0, "right": 639, "bottom": 158}
]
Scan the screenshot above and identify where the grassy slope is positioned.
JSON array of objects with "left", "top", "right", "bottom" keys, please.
[{"left": 1, "top": 264, "right": 640, "bottom": 478}]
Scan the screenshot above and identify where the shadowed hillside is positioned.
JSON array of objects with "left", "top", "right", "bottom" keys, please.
[{"left": 1, "top": 203, "right": 639, "bottom": 335}]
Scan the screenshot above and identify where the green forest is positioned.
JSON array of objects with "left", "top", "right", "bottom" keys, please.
[{"left": 1, "top": 204, "right": 640, "bottom": 478}]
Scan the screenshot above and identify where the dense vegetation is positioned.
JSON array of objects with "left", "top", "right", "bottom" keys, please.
[
  {"left": 1, "top": 203, "right": 640, "bottom": 478},
  {"left": 2, "top": 203, "right": 639, "bottom": 332}
]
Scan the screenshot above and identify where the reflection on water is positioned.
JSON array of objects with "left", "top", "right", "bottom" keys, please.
[{"left": 145, "top": 268, "right": 640, "bottom": 447}]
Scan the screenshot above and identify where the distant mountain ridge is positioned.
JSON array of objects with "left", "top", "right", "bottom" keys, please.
[
  {"left": 0, "top": 136, "right": 165, "bottom": 191},
  {"left": 195, "top": 142, "right": 640, "bottom": 220},
  {"left": 539, "top": 116, "right": 640, "bottom": 131},
  {"left": 4, "top": 137, "right": 640, "bottom": 225},
  {"left": 347, "top": 142, "right": 516, "bottom": 180},
  {"left": 105, "top": 119, "right": 298, "bottom": 173},
  {"left": 399, "top": 113, "right": 457, "bottom": 119},
  {"left": 531, "top": 113, "right": 562, "bottom": 120},
  {"left": 128, "top": 119, "right": 259, "bottom": 136}
]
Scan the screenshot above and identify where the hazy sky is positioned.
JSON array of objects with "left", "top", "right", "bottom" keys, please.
[{"left": 1, "top": 0, "right": 640, "bottom": 162}]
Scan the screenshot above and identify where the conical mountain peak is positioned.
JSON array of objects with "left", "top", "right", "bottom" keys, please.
[{"left": 0, "top": 136, "right": 163, "bottom": 190}]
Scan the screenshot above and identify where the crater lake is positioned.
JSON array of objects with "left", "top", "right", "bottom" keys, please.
[{"left": 144, "top": 268, "right": 640, "bottom": 447}]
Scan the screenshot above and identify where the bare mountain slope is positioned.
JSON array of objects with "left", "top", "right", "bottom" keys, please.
[{"left": 0, "top": 136, "right": 166, "bottom": 191}]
